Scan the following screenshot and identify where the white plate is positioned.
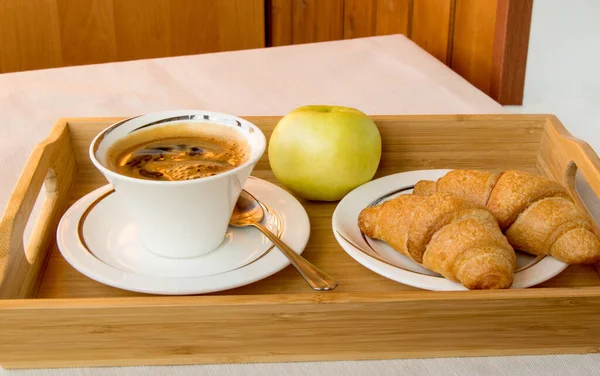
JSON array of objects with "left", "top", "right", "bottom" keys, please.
[
  {"left": 57, "top": 177, "right": 310, "bottom": 295},
  {"left": 332, "top": 169, "right": 569, "bottom": 291}
]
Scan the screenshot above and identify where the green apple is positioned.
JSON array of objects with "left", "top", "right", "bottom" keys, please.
[{"left": 268, "top": 105, "right": 382, "bottom": 201}]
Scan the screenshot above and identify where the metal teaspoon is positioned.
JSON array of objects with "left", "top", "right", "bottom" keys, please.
[{"left": 229, "top": 190, "right": 338, "bottom": 291}]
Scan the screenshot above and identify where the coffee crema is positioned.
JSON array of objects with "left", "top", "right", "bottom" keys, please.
[{"left": 106, "top": 123, "right": 250, "bottom": 181}]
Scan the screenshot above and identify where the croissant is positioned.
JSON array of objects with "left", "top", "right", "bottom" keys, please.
[
  {"left": 358, "top": 192, "right": 516, "bottom": 289},
  {"left": 413, "top": 170, "right": 600, "bottom": 264}
]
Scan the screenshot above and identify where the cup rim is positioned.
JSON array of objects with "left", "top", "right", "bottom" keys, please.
[{"left": 89, "top": 110, "right": 267, "bottom": 186}]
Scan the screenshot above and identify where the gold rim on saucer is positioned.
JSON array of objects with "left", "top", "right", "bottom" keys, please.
[{"left": 76, "top": 189, "right": 284, "bottom": 276}]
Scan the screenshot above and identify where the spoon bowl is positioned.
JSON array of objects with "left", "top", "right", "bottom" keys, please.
[{"left": 230, "top": 190, "right": 266, "bottom": 227}]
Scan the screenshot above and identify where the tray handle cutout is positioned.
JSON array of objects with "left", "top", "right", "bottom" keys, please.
[
  {"left": 0, "top": 121, "right": 77, "bottom": 299},
  {"left": 539, "top": 115, "right": 600, "bottom": 227}
]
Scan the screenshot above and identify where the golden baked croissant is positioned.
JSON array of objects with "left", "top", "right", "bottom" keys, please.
[
  {"left": 358, "top": 192, "right": 516, "bottom": 289},
  {"left": 413, "top": 170, "right": 600, "bottom": 264}
]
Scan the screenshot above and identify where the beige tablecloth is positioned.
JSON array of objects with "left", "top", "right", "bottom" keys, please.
[{"left": 0, "top": 35, "right": 598, "bottom": 375}]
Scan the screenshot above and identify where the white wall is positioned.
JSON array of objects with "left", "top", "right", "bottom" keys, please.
[{"left": 506, "top": 0, "right": 600, "bottom": 151}]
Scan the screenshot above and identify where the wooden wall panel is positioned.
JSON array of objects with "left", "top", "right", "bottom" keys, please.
[
  {"left": 291, "top": 0, "right": 344, "bottom": 44},
  {"left": 269, "top": 0, "right": 293, "bottom": 46},
  {"left": 218, "top": 0, "right": 266, "bottom": 51},
  {"left": 169, "top": 0, "right": 222, "bottom": 55},
  {"left": 0, "top": 0, "right": 265, "bottom": 73},
  {"left": 168, "top": 0, "right": 265, "bottom": 55},
  {"left": 113, "top": 0, "right": 171, "bottom": 61},
  {"left": 270, "top": 0, "right": 411, "bottom": 43},
  {"left": 374, "top": 0, "right": 411, "bottom": 36},
  {"left": 450, "top": 0, "right": 498, "bottom": 94},
  {"left": 56, "top": 0, "right": 118, "bottom": 66},
  {"left": 343, "top": 0, "right": 376, "bottom": 39},
  {"left": 0, "top": 1, "right": 63, "bottom": 73},
  {"left": 411, "top": 0, "right": 455, "bottom": 64}
]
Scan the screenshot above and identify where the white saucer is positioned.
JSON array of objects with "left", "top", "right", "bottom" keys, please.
[
  {"left": 332, "top": 169, "right": 569, "bottom": 291},
  {"left": 57, "top": 177, "right": 310, "bottom": 295}
]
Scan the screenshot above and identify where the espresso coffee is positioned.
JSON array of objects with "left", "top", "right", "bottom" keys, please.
[{"left": 106, "top": 123, "right": 249, "bottom": 181}]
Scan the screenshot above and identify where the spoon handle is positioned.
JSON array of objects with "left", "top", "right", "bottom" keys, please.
[{"left": 253, "top": 223, "right": 339, "bottom": 291}]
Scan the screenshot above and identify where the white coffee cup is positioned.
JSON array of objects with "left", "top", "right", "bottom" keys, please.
[{"left": 90, "top": 110, "right": 266, "bottom": 258}]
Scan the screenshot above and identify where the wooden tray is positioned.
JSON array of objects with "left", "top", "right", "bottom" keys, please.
[{"left": 2, "top": 115, "right": 600, "bottom": 369}]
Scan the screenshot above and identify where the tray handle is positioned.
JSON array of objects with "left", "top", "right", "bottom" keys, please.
[
  {"left": 539, "top": 115, "right": 600, "bottom": 221},
  {"left": 0, "top": 120, "right": 77, "bottom": 299}
]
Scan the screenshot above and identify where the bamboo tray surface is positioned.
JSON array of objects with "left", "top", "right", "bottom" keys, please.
[{"left": 1, "top": 114, "right": 600, "bottom": 369}]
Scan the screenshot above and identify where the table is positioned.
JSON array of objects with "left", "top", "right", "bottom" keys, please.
[{"left": 0, "top": 35, "right": 598, "bottom": 375}]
